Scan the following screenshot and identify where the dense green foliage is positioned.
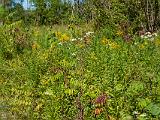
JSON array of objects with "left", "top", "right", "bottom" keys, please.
[
  {"left": 1, "top": 20, "right": 160, "bottom": 119},
  {"left": 1, "top": 0, "right": 160, "bottom": 120}
]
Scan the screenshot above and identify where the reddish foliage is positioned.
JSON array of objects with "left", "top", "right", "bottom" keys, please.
[
  {"left": 123, "top": 34, "right": 133, "bottom": 42},
  {"left": 94, "top": 93, "right": 107, "bottom": 105}
]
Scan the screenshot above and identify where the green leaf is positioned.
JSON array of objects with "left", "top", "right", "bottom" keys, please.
[
  {"left": 115, "top": 83, "right": 123, "bottom": 91},
  {"left": 64, "top": 89, "right": 74, "bottom": 96},
  {"left": 127, "top": 81, "right": 145, "bottom": 94},
  {"left": 146, "top": 103, "right": 160, "bottom": 116},
  {"left": 137, "top": 98, "right": 151, "bottom": 108},
  {"left": 44, "top": 89, "right": 54, "bottom": 96}
]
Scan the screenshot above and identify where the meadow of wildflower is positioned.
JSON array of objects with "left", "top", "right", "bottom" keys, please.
[{"left": 1, "top": 21, "right": 160, "bottom": 120}]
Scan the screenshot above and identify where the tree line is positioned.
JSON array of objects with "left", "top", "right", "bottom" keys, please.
[{"left": 0, "top": 0, "right": 160, "bottom": 32}]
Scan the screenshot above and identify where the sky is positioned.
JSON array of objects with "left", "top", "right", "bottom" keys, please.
[
  {"left": 14, "top": 0, "right": 76, "bottom": 10},
  {"left": 14, "top": 0, "right": 34, "bottom": 9}
]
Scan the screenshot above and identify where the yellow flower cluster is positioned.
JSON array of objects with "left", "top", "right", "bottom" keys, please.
[
  {"left": 60, "top": 33, "right": 70, "bottom": 42},
  {"left": 54, "top": 31, "right": 70, "bottom": 42},
  {"left": 101, "top": 37, "right": 120, "bottom": 49},
  {"left": 116, "top": 30, "right": 124, "bottom": 37},
  {"left": 139, "top": 44, "right": 145, "bottom": 49},
  {"left": 40, "top": 79, "right": 49, "bottom": 85},
  {"left": 138, "top": 41, "right": 148, "bottom": 49},
  {"left": 110, "top": 43, "right": 120, "bottom": 49},
  {"left": 101, "top": 37, "right": 110, "bottom": 45},
  {"left": 55, "top": 31, "right": 61, "bottom": 39}
]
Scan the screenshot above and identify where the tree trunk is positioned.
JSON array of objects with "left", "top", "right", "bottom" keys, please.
[{"left": 154, "top": 0, "right": 159, "bottom": 31}]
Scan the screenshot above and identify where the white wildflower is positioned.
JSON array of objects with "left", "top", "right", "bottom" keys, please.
[
  {"left": 72, "top": 53, "right": 76, "bottom": 56},
  {"left": 140, "top": 35, "right": 144, "bottom": 39},
  {"left": 141, "top": 31, "right": 157, "bottom": 41},
  {"left": 85, "top": 31, "right": 94, "bottom": 36},
  {"left": 44, "top": 91, "right": 52, "bottom": 95},
  {"left": 44, "top": 89, "right": 53, "bottom": 96},
  {"left": 134, "top": 42, "right": 138, "bottom": 45},
  {"left": 83, "top": 35, "right": 87, "bottom": 38},
  {"left": 71, "top": 38, "right": 77, "bottom": 41},
  {"left": 145, "top": 32, "right": 151, "bottom": 35},
  {"left": 139, "top": 113, "right": 147, "bottom": 117},
  {"left": 78, "top": 38, "right": 83, "bottom": 41},
  {"left": 58, "top": 42, "right": 62, "bottom": 45},
  {"left": 133, "top": 111, "right": 139, "bottom": 115},
  {"left": 147, "top": 34, "right": 152, "bottom": 38},
  {"left": 144, "top": 36, "right": 148, "bottom": 39}
]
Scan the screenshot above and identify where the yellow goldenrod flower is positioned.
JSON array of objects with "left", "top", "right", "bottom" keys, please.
[
  {"left": 139, "top": 44, "right": 145, "bottom": 49},
  {"left": 40, "top": 79, "right": 49, "bottom": 85},
  {"left": 116, "top": 30, "right": 124, "bottom": 37},
  {"left": 55, "top": 31, "right": 62, "bottom": 39},
  {"left": 109, "top": 42, "right": 120, "bottom": 49},
  {"left": 101, "top": 37, "right": 110, "bottom": 45},
  {"left": 60, "top": 33, "right": 70, "bottom": 42}
]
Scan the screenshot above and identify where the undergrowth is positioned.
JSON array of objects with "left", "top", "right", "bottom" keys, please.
[{"left": 1, "top": 22, "right": 160, "bottom": 120}]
